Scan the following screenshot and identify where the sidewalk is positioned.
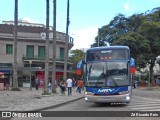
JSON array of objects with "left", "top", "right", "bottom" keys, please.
[{"left": 0, "top": 87, "right": 84, "bottom": 111}]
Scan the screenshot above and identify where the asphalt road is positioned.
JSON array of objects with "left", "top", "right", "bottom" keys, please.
[{"left": 9, "top": 88, "right": 160, "bottom": 120}]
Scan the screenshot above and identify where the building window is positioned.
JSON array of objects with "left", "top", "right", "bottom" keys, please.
[
  {"left": 6, "top": 44, "right": 13, "bottom": 54},
  {"left": 26, "top": 45, "right": 34, "bottom": 58},
  {"left": 38, "top": 46, "right": 45, "bottom": 58},
  {"left": 60, "top": 48, "right": 64, "bottom": 60}
]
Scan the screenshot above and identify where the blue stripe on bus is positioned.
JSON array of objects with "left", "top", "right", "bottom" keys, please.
[{"left": 86, "top": 86, "right": 129, "bottom": 95}]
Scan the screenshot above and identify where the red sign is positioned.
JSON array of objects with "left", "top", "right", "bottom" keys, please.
[
  {"left": 130, "top": 67, "right": 135, "bottom": 73},
  {"left": 76, "top": 69, "right": 82, "bottom": 75}
]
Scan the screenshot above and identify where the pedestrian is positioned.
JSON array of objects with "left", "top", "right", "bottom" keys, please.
[
  {"left": 5, "top": 83, "right": 10, "bottom": 90},
  {"left": 48, "top": 81, "right": 52, "bottom": 94},
  {"left": 60, "top": 80, "right": 66, "bottom": 95},
  {"left": 77, "top": 79, "right": 83, "bottom": 93},
  {"left": 35, "top": 77, "right": 40, "bottom": 90},
  {"left": 72, "top": 78, "right": 75, "bottom": 89},
  {"left": 134, "top": 80, "right": 138, "bottom": 88},
  {"left": 66, "top": 77, "right": 72, "bottom": 96}
]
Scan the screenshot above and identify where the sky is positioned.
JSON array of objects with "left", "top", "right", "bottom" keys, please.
[{"left": 0, "top": 0, "right": 160, "bottom": 50}]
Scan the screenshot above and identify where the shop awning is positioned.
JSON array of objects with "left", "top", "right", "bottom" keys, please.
[
  {"left": 0, "top": 72, "right": 4, "bottom": 75},
  {"left": 0, "top": 70, "right": 11, "bottom": 74}
]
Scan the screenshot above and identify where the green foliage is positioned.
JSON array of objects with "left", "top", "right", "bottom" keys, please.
[
  {"left": 69, "top": 49, "right": 84, "bottom": 71},
  {"left": 91, "top": 7, "right": 160, "bottom": 83}
]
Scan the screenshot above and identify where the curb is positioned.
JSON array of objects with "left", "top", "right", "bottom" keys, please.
[{"left": 31, "top": 96, "right": 84, "bottom": 112}]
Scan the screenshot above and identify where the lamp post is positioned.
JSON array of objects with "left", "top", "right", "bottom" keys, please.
[
  {"left": 98, "top": 28, "right": 99, "bottom": 47},
  {"left": 148, "top": 61, "right": 151, "bottom": 88},
  {"left": 29, "top": 60, "right": 32, "bottom": 90}
]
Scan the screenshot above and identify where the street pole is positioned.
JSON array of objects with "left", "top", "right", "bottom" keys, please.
[
  {"left": 98, "top": 28, "right": 99, "bottom": 47},
  {"left": 29, "top": 60, "right": 32, "bottom": 90},
  {"left": 148, "top": 64, "right": 150, "bottom": 88},
  {"left": 64, "top": 0, "right": 70, "bottom": 81}
]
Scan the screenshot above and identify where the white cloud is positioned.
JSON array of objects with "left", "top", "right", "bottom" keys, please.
[
  {"left": 123, "top": 2, "right": 135, "bottom": 12},
  {"left": 124, "top": 2, "right": 130, "bottom": 11},
  {"left": 71, "top": 27, "right": 98, "bottom": 50}
]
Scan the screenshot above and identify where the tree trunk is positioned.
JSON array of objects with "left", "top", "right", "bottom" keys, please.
[
  {"left": 63, "top": 0, "right": 70, "bottom": 81},
  {"left": 44, "top": 0, "right": 50, "bottom": 94},
  {"left": 13, "top": 0, "right": 18, "bottom": 89},
  {"left": 52, "top": 0, "right": 57, "bottom": 93},
  {"left": 150, "top": 60, "right": 155, "bottom": 86}
]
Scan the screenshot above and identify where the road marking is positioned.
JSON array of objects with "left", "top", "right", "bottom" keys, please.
[
  {"left": 128, "top": 96, "right": 160, "bottom": 111},
  {"left": 131, "top": 106, "right": 160, "bottom": 110},
  {"left": 129, "top": 103, "right": 160, "bottom": 107}
]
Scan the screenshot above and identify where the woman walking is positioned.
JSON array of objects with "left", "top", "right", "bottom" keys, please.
[{"left": 60, "top": 80, "right": 66, "bottom": 95}]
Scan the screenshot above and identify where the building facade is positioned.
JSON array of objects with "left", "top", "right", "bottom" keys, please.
[{"left": 0, "top": 20, "right": 74, "bottom": 88}]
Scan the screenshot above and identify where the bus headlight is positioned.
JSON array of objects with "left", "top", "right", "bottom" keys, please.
[
  {"left": 118, "top": 91, "right": 129, "bottom": 95},
  {"left": 126, "top": 96, "right": 130, "bottom": 100},
  {"left": 85, "top": 97, "right": 88, "bottom": 101},
  {"left": 85, "top": 92, "right": 94, "bottom": 95}
]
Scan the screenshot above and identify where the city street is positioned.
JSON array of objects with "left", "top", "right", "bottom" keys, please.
[
  {"left": 9, "top": 88, "right": 160, "bottom": 120},
  {"left": 1, "top": 1, "right": 160, "bottom": 120},
  {"left": 44, "top": 95, "right": 160, "bottom": 112}
]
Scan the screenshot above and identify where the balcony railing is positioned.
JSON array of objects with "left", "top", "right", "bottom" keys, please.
[{"left": 22, "top": 56, "right": 72, "bottom": 63}]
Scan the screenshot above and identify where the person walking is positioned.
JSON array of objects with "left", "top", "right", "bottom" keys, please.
[
  {"left": 77, "top": 79, "right": 83, "bottom": 93},
  {"left": 66, "top": 77, "right": 72, "bottom": 96},
  {"left": 60, "top": 80, "right": 66, "bottom": 95},
  {"left": 35, "top": 77, "right": 40, "bottom": 90},
  {"left": 5, "top": 83, "right": 10, "bottom": 90},
  {"left": 134, "top": 80, "right": 138, "bottom": 88},
  {"left": 72, "top": 78, "right": 75, "bottom": 89},
  {"left": 48, "top": 81, "right": 52, "bottom": 94}
]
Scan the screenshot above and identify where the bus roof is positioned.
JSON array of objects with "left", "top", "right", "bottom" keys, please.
[{"left": 87, "top": 46, "right": 129, "bottom": 51}]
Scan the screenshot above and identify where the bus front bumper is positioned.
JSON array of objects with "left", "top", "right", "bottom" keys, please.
[{"left": 84, "top": 94, "right": 131, "bottom": 103}]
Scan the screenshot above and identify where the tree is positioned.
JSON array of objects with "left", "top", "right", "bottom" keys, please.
[
  {"left": 91, "top": 7, "right": 160, "bottom": 84},
  {"left": 12, "top": 0, "right": 19, "bottom": 90},
  {"left": 69, "top": 49, "right": 84, "bottom": 78},
  {"left": 64, "top": 0, "right": 70, "bottom": 81},
  {"left": 52, "top": 0, "right": 57, "bottom": 93},
  {"left": 92, "top": 14, "right": 129, "bottom": 48},
  {"left": 44, "top": 0, "right": 50, "bottom": 94},
  {"left": 92, "top": 13, "right": 149, "bottom": 68},
  {"left": 138, "top": 20, "right": 160, "bottom": 83}
]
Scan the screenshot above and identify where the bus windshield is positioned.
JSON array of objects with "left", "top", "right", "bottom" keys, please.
[{"left": 86, "top": 62, "right": 129, "bottom": 87}]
